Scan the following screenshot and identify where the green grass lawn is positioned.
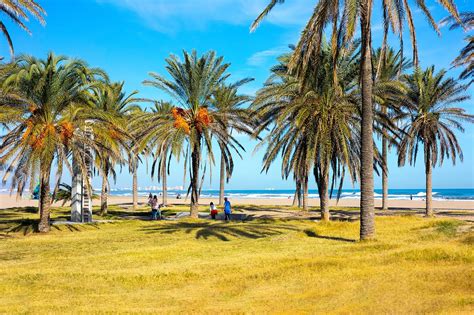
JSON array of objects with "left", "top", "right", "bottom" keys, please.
[{"left": 0, "top": 206, "right": 473, "bottom": 314}]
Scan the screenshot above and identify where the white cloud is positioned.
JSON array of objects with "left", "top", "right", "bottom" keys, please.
[
  {"left": 247, "top": 46, "right": 289, "bottom": 66},
  {"left": 96, "top": 0, "right": 312, "bottom": 33}
]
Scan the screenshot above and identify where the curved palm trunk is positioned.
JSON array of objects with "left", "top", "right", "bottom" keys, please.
[
  {"left": 319, "top": 167, "right": 330, "bottom": 222},
  {"left": 292, "top": 180, "right": 302, "bottom": 207},
  {"left": 219, "top": 152, "right": 225, "bottom": 205},
  {"left": 132, "top": 163, "right": 138, "bottom": 210},
  {"left": 190, "top": 136, "right": 201, "bottom": 218},
  {"left": 100, "top": 166, "right": 109, "bottom": 215},
  {"left": 302, "top": 175, "right": 309, "bottom": 211},
  {"left": 162, "top": 162, "right": 168, "bottom": 206},
  {"left": 38, "top": 161, "right": 52, "bottom": 233},
  {"left": 424, "top": 144, "right": 433, "bottom": 217},
  {"left": 359, "top": 0, "right": 376, "bottom": 240},
  {"left": 381, "top": 135, "right": 389, "bottom": 210}
]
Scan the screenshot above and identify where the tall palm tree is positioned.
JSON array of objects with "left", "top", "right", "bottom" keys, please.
[
  {"left": 398, "top": 66, "right": 473, "bottom": 216},
  {"left": 127, "top": 107, "right": 146, "bottom": 210},
  {"left": 211, "top": 79, "right": 254, "bottom": 205},
  {"left": 251, "top": 0, "right": 462, "bottom": 240},
  {"left": 0, "top": 0, "right": 46, "bottom": 57},
  {"left": 141, "top": 50, "right": 248, "bottom": 217},
  {"left": 372, "top": 48, "right": 411, "bottom": 210},
  {"left": 92, "top": 82, "right": 139, "bottom": 215},
  {"left": 441, "top": 12, "right": 473, "bottom": 85},
  {"left": 0, "top": 53, "right": 119, "bottom": 232}
]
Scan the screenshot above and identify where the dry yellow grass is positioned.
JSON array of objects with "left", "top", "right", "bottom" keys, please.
[{"left": 0, "top": 206, "right": 473, "bottom": 314}]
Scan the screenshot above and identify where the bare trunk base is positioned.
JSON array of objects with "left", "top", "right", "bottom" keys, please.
[
  {"left": 381, "top": 136, "right": 388, "bottom": 210},
  {"left": 302, "top": 176, "right": 309, "bottom": 211},
  {"left": 100, "top": 173, "right": 108, "bottom": 216},
  {"left": 219, "top": 152, "right": 225, "bottom": 206},
  {"left": 425, "top": 145, "right": 433, "bottom": 217},
  {"left": 190, "top": 138, "right": 201, "bottom": 218},
  {"left": 38, "top": 165, "right": 52, "bottom": 233},
  {"left": 132, "top": 165, "right": 138, "bottom": 210}
]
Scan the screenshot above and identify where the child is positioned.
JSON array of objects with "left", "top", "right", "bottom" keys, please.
[{"left": 210, "top": 202, "right": 218, "bottom": 219}]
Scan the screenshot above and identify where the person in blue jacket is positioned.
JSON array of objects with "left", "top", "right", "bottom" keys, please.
[{"left": 223, "top": 197, "right": 231, "bottom": 221}]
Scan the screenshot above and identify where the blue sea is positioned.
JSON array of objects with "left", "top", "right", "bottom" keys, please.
[{"left": 103, "top": 188, "right": 474, "bottom": 201}]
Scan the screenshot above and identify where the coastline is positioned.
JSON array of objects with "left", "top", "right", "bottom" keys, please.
[{"left": 1, "top": 194, "right": 473, "bottom": 210}]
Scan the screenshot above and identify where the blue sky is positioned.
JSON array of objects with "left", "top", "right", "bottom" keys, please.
[{"left": 2, "top": 0, "right": 473, "bottom": 190}]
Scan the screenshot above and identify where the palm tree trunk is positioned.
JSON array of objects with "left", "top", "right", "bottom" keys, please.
[
  {"left": 359, "top": 0, "right": 376, "bottom": 240},
  {"left": 190, "top": 136, "right": 201, "bottom": 218},
  {"left": 100, "top": 166, "right": 109, "bottom": 215},
  {"left": 381, "top": 134, "right": 389, "bottom": 210},
  {"left": 319, "top": 167, "right": 330, "bottom": 222},
  {"left": 219, "top": 151, "right": 225, "bottom": 205},
  {"left": 424, "top": 144, "right": 433, "bottom": 217},
  {"left": 297, "top": 180, "right": 302, "bottom": 207},
  {"left": 38, "top": 161, "right": 52, "bottom": 233},
  {"left": 292, "top": 180, "right": 299, "bottom": 207},
  {"left": 162, "top": 164, "right": 168, "bottom": 206},
  {"left": 302, "top": 175, "right": 309, "bottom": 211},
  {"left": 292, "top": 180, "right": 302, "bottom": 207},
  {"left": 132, "top": 162, "right": 138, "bottom": 210}
]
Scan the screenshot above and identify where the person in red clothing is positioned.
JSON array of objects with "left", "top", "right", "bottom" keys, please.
[{"left": 210, "top": 202, "right": 218, "bottom": 219}]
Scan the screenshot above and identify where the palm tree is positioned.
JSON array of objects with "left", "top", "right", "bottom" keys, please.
[
  {"left": 441, "top": 12, "right": 473, "bottom": 85},
  {"left": 398, "top": 66, "right": 473, "bottom": 216},
  {"left": 0, "top": 53, "right": 118, "bottom": 232},
  {"left": 253, "top": 43, "right": 362, "bottom": 217},
  {"left": 135, "top": 100, "right": 185, "bottom": 207},
  {"left": 141, "top": 50, "right": 248, "bottom": 217},
  {"left": 127, "top": 107, "right": 146, "bottom": 210},
  {"left": 251, "top": 0, "right": 462, "bottom": 240},
  {"left": 211, "top": 79, "right": 254, "bottom": 205},
  {"left": 372, "top": 48, "right": 411, "bottom": 210},
  {"left": 91, "top": 82, "right": 139, "bottom": 215},
  {"left": 0, "top": 0, "right": 46, "bottom": 57}
]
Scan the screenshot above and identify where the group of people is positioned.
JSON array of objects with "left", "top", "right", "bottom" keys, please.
[
  {"left": 147, "top": 194, "right": 162, "bottom": 220},
  {"left": 147, "top": 193, "right": 232, "bottom": 221},
  {"left": 209, "top": 197, "right": 232, "bottom": 221}
]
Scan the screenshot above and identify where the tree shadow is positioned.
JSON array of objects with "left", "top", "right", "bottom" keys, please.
[
  {"left": 102, "top": 208, "right": 152, "bottom": 220},
  {"left": 1, "top": 206, "right": 38, "bottom": 214},
  {"left": 51, "top": 221, "right": 103, "bottom": 232},
  {"left": 1, "top": 219, "right": 39, "bottom": 236},
  {"left": 303, "top": 229, "right": 356, "bottom": 243},
  {"left": 140, "top": 221, "right": 299, "bottom": 241}
]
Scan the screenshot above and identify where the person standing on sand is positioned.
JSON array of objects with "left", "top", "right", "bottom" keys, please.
[
  {"left": 210, "top": 202, "right": 218, "bottom": 219},
  {"left": 151, "top": 195, "right": 159, "bottom": 220},
  {"left": 223, "top": 197, "right": 231, "bottom": 221}
]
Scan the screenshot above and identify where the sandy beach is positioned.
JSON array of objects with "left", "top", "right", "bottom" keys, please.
[{"left": 1, "top": 194, "right": 473, "bottom": 210}]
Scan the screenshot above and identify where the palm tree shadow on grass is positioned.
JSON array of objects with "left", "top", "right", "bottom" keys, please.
[
  {"left": 0, "top": 219, "right": 106, "bottom": 237},
  {"left": 1, "top": 219, "right": 39, "bottom": 236},
  {"left": 140, "top": 221, "right": 300, "bottom": 241},
  {"left": 303, "top": 229, "right": 356, "bottom": 243}
]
